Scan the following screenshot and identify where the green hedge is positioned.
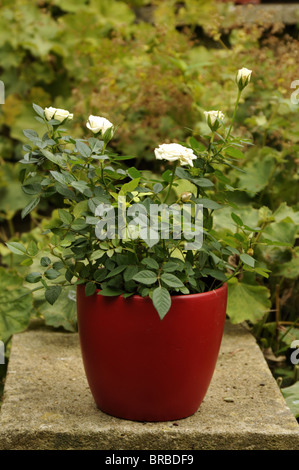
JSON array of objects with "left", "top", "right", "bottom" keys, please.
[{"left": 0, "top": 1, "right": 298, "bottom": 370}]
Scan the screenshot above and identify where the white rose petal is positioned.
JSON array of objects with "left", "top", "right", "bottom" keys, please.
[
  {"left": 86, "top": 115, "right": 113, "bottom": 134},
  {"left": 44, "top": 106, "right": 73, "bottom": 122},
  {"left": 154, "top": 143, "right": 197, "bottom": 167},
  {"left": 44, "top": 107, "right": 56, "bottom": 121}
]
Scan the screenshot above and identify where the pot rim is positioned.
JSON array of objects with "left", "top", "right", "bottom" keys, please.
[{"left": 77, "top": 281, "right": 227, "bottom": 301}]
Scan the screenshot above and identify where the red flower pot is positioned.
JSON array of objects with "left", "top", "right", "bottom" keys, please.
[{"left": 77, "top": 283, "right": 228, "bottom": 422}]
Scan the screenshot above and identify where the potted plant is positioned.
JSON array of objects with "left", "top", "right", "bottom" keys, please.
[{"left": 8, "top": 68, "right": 256, "bottom": 422}]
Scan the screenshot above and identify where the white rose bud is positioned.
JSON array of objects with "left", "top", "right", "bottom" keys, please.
[
  {"left": 86, "top": 115, "right": 113, "bottom": 135},
  {"left": 44, "top": 106, "right": 73, "bottom": 122},
  {"left": 180, "top": 191, "right": 193, "bottom": 202},
  {"left": 236, "top": 67, "right": 252, "bottom": 91},
  {"left": 154, "top": 143, "right": 197, "bottom": 167},
  {"left": 204, "top": 110, "right": 225, "bottom": 132}
]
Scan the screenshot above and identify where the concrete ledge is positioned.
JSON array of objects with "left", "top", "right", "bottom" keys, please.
[
  {"left": 234, "top": 4, "right": 299, "bottom": 25},
  {"left": 135, "top": 4, "right": 299, "bottom": 26},
  {"left": 0, "top": 322, "right": 298, "bottom": 450}
]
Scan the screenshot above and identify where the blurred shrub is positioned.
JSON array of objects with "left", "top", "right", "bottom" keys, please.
[{"left": 0, "top": 0, "right": 298, "bottom": 359}]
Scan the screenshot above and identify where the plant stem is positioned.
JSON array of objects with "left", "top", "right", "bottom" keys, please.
[
  {"left": 100, "top": 142, "right": 108, "bottom": 191},
  {"left": 218, "top": 261, "right": 243, "bottom": 287},
  {"left": 251, "top": 221, "right": 268, "bottom": 247},
  {"left": 163, "top": 161, "right": 178, "bottom": 204},
  {"left": 207, "top": 132, "right": 215, "bottom": 163},
  {"left": 275, "top": 284, "right": 280, "bottom": 349},
  {"left": 277, "top": 317, "right": 299, "bottom": 347},
  {"left": 226, "top": 88, "right": 242, "bottom": 143},
  {"left": 7, "top": 218, "right": 15, "bottom": 238}
]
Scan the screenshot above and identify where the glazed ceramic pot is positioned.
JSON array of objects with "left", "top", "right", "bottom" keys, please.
[{"left": 77, "top": 283, "right": 228, "bottom": 422}]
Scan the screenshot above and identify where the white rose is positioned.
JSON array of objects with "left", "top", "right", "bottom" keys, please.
[
  {"left": 204, "top": 110, "right": 225, "bottom": 131},
  {"left": 154, "top": 143, "right": 197, "bottom": 167},
  {"left": 86, "top": 115, "right": 113, "bottom": 135},
  {"left": 44, "top": 106, "right": 73, "bottom": 122},
  {"left": 236, "top": 67, "right": 252, "bottom": 90}
]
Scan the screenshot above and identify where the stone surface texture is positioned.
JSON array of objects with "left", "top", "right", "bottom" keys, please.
[{"left": 0, "top": 321, "right": 298, "bottom": 450}]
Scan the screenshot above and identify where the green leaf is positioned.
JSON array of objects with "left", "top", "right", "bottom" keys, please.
[
  {"left": 153, "top": 183, "right": 164, "bottom": 193},
  {"left": 53, "top": 261, "right": 64, "bottom": 270},
  {"left": 0, "top": 268, "right": 33, "bottom": 342},
  {"left": 160, "top": 273, "right": 184, "bottom": 288},
  {"left": 141, "top": 258, "right": 159, "bottom": 270},
  {"left": 237, "top": 155, "right": 276, "bottom": 193},
  {"left": 152, "top": 287, "right": 171, "bottom": 320},
  {"left": 253, "top": 267, "right": 270, "bottom": 279},
  {"left": 196, "top": 198, "right": 222, "bottom": 210},
  {"left": 85, "top": 282, "right": 97, "bottom": 296},
  {"left": 119, "top": 178, "right": 140, "bottom": 195},
  {"left": 27, "top": 240, "right": 39, "bottom": 256},
  {"left": 76, "top": 140, "right": 91, "bottom": 158},
  {"left": 21, "top": 197, "right": 40, "bottom": 219},
  {"left": 32, "top": 103, "right": 45, "bottom": 118},
  {"left": 25, "top": 272, "right": 42, "bottom": 283},
  {"left": 175, "top": 167, "right": 192, "bottom": 180},
  {"left": 162, "top": 260, "right": 185, "bottom": 272},
  {"left": 189, "top": 137, "right": 205, "bottom": 152},
  {"left": 98, "top": 288, "right": 124, "bottom": 296},
  {"left": 44, "top": 269, "right": 61, "bottom": 280},
  {"left": 231, "top": 213, "right": 243, "bottom": 226},
  {"left": 85, "top": 216, "right": 99, "bottom": 225},
  {"left": 240, "top": 253, "right": 255, "bottom": 268},
  {"left": 41, "top": 256, "right": 52, "bottom": 267},
  {"left": 202, "top": 268, "right": 227, "bottom": 281},
  {"left": 127, "top": 167, "right": 141, "bottom": 179},
  {"left": 71, "top": 180, "right": 90, "bottom": 194},
  {"left": 50, "top": 170, "right": 75, "bottom": 185},
  {"left": 58, "top": 209, "right": 73, "bottom": 225},
  {"left": 132, "top": 270, "right": 158, "bottom": 285},
  {"left": 35, "top": 286, "right": 77, "bottom": 332},
  {"left": 22, "top": 183, "right": 42, "bottom": 195},
  {"left": 123, "top": 265, "right": 139, "bottom": 282},
  {"left": 192, "top": 177, "right": 214, "bottom": 188},
  {"left": 275, "top": 249, "right": 299, "bottom": 279},
  {"left": 90, "top": 250, "right": 105, "bottom": 261},
  {"left": 45, "top": 286, "right": 62, "bottom": 305},
  {"left": 262, "top": 220, "right": 297, "bottom": 246},
  {"left": 73, "top": 200, "right": 88, "bottom": 219},
  {"left": 225, "top": 147, "right": 245, "bottom": 159},
  {"left": 122, "top": 292, "right": 134, "bottom": 299},
  {"left": 71, "top": 219, "right": 87, "bottom": 231},
  {"left": 23, "top": 129, "right": 39, "bottom": 142},
  {"left": 281, "top": 382, "right": 299, "bottom": 419},
  {"left": 41, "top": 149, "right": 67, "bottom": 168},
  {"left": 105, "top": 265, "right": 126, "bottom": 279},
  {"left": 20, "top": 258, "right": 33, "bottom": 267},
  {"left": 6, "top": 242, "right": 27, "bottom": 256},
  {"left": 162, "top": 170, "right": 173, "bottom": 182},
  {"left": 94, "top": 269, "right": 108, "bottom": 282},
  {"left": 226, "top": 279, "right": 271, "bottom": 324}
]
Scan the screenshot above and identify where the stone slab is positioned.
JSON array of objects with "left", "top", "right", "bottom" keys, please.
[
  {"left": 136, "top": 4, "right": 299, "bottom": 26},
  {"left": 0, "top": 321, "right": 298, "bottom": 450},
  {"left": 234, "top": 4, "right": 299, "bottom": 25}
]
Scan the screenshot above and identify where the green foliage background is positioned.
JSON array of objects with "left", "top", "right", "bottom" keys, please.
[{"left": 0, "top": 0, "right": 298, "bottom": 395}]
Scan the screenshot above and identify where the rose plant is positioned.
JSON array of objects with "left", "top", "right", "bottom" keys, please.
[{"left": 7, "top": 69, "right": 271, "bottom": 320}]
